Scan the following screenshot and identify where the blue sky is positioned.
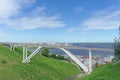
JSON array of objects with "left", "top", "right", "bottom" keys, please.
[{"left": 0, "top": 0, "right": 120, "bottom": 42}]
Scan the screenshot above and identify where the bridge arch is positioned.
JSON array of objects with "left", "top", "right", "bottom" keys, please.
[
  {"left": 2, "top": 42, "right": 113, "bottom": 74},
  {"left": 22, "top": 46, "right": 91, "bottom": 74}
]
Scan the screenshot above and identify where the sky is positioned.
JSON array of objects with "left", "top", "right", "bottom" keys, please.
[{"left": 0, "top": 0, "right": 120, "bottom": 43}]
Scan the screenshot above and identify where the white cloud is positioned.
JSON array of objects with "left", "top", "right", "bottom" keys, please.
[
  {"left": 4, "top": 15, "right": 65, "bottom": 30},
  {"left": 69, "top": 7, "right": 120, "bottom": 32},
  {"left": 0, "top": 0, "right": 35, "bottom": 19},
  {"left": 74, "top": 6, "right": 84, "bottom": 13},
  {"left": 82, "top": 10, "right": 120, "bottom": 31},
  {"left": 67, "top": 27, "right": 81, "bottom": 32},
  {"left": 19, "top": 0, "right": 35, "bottom": 4},
  {"left": 0, "top": 32, "right": 5, "bottom": 36},
  {"left": 0, "top": 0, "right": 65, "bottom": 30},
  {"left": 92, "top": 6, "right": 115, "bottom": 16},
  {"left": 0, "top": 31, "right": 9, "bottom": 37},
  {"left": 33, "top": 6, "right": 46, "bottom": 15},
  {"left": 0, "top": 0, "right": 20, "bottom": 19}
]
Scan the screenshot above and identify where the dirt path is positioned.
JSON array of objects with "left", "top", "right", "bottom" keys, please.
[{"left": 67, "top": 73, "right": 86, "bottom": 80}]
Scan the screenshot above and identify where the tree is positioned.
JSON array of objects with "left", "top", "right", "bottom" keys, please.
[
  {"left": 114, "top": 38, "right": 120, "bottom": 60},
  {"left": 41, "top": 48, "right": 49, "bottom": 57},
  {"left": 50, "top": 54, "right": 56, "bottom": 59},
  {"left": 56, "top": 55, "right": 65, "bottom": 60},
  {"left": 113, "top": 26, "right": 120, "bottom": 61}
]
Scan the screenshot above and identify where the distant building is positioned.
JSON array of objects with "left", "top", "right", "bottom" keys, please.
[
  {"left": 104, "top": 55, "right": 114, "bottom": 64},
  {"left": 76, "top": 55, "right": 114, "bottom": 68}
]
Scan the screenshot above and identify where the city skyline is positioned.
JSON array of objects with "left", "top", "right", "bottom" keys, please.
[{"left": 0, "top": 0, "right": 120, "bottom": 42}]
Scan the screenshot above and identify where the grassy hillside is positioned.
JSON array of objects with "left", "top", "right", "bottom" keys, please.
[
  {"left": 0, "top": 45, "right": 80, "bottom": 80},
  {"left": 76, "top": 62, "right": 120, "bottom": 80}
]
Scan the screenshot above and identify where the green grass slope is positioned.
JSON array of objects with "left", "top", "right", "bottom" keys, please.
[
  {"left": 77, "top": 62, "right": 120, "bottom": 80},
  {"left": 0, "top": 45, "right": 80, "bottom": 80}
]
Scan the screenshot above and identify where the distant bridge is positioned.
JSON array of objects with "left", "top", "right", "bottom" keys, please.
[
  {"left": 0, "top": 42, "right": 114, "bottom": 52},
  {"left": 0, "top": 42, "right": 114, "bottom": 74}
]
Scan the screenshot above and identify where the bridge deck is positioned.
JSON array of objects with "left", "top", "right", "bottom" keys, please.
[{"left": 0, "top": 42, "right": 114, "bottom": 52}]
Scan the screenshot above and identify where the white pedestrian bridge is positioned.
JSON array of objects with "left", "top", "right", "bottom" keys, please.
[{"left": 0, "top": 42, "right": 114, "bottom": 74}]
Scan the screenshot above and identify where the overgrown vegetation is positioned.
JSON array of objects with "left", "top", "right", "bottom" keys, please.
[
  {"left": 0, "top": 45, "right": 80, "bottom": 80},
  {"left": 41, "top": 48, "right": 50, "bottom": 57},
  {"left": 76, "top": 26, "right": 120, "bottom": 80},
  {"left": 41, "top": 48, "right": 69, "bottom": 61},
  {"left": 113, "top": 26, "right": 120, "bottom": 62},
  {"left": 1, "top": 60, "right": 7, "bottom": 63},
  {"left": 76, "top": 63, "right": 120, "bottom": 80}
]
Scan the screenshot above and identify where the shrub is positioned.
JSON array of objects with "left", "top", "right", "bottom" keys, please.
[
  {"left": 41, "top": 48, "right": 49, "bottom": 57},
  {"left": 50, "top": 54, "right": 56, "bottom": 59},
  {"left": 1, "top": 60, "right": 7, "bottom": 64},
  {"left": 114, "top": 26, "right": 120, "bottom": 61},
  {"left": 56, "top": 55, "right": 65, "bottom": 60}
]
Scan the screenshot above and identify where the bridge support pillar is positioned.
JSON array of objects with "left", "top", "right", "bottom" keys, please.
[
  {"left": 10, "top": 45, "right": 13, "bottom": 50},
  {"left": 88, "top": 49, "right": 92, "bottom": 74},
  {"left": 10, "top": 44, "right": 15, "bottom": 51},
  {"left": 10, "top": 45, "right": 14, "bottom": 50},
  {"left": 12, "top": 45, "right": 15, "bottom": 51},
  {"left": 22, "top": 46, "right": 42, "bottom": 63},
  {"left": 26, "top": 47, "right": 28, "bottom": 59},
  {"left": 23, "top": 46, "right": 28, "bottom": 63}
]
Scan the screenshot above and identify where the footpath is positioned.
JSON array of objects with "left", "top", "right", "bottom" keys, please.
[{"left": 67, "top": 73, "right": 86, "bottom": 80}]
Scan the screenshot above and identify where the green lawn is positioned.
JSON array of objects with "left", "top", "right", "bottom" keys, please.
[
  {"left": 76, "top": 61, "right": 120, "bottom": 80},
  {"left": 0, "top": 45, "right": 80, "bottom": 80}
]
